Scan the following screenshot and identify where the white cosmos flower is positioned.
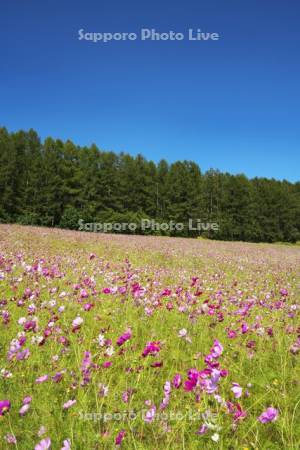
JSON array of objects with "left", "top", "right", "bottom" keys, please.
[
  {"left": 98, "top": 334, "right": 105, "bottom": 346},
  {"left": 106, "top": 346, "right": 114, "bottom": 356},
  {"left": 211, "top": 433, "right": 219, "bottom": 442}
]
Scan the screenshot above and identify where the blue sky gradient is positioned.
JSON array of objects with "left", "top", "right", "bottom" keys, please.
[{"left": 0, "top": 0, "right": 299, "bottom": 181}]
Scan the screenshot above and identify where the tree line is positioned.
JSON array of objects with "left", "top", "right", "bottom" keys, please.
[{"left": 0, "top": 127, "right": 299, "bottom": 242}]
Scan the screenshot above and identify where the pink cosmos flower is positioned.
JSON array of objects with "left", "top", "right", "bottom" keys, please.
[
  {"left": 122, "top": 389, "right": 134, "bottom": 403},
  {"left": 178, "top": 328, "right": 188, "bottom": 337},
  {"left": 118, "top": 286, "right": 127, "bottom": 295},
  {"left": 1, "top": 369, "right": 12, "bottom": 379},
  {"left": 16, "top": 348, "right": 30, "bottom": 360},
  {"left": 98, "top": 383, "right": 109, "bottom": 397},
  {"left": 23, "top": 288, "right": 32, "bottom": 298},
  {"left": 226, "top": 401, "right": 247, "bottom": 421},
  {"left": 144, "top": 307, "right": 153, "bottom": 316},
  {"left": 2, "top": 310, "right": 10, "bottom": 324},
  {"left": 80, "top": 289, "right": 89, "bottom": 299},
  {"left": 59, "top": 336, "right": 69, "bottom": 346},
  {"left": 231, "top": 383, "right": 243, "bottom": 398},
  {"left": 201, "top": 369, "right": 220, "bottom": 394},
  {"left": 35, "top": 375, "right": 49, "bottom": 384},
  {"left": 258, "top": 407, "right": 278, "bottom": 423},
  {"left": 19, "top": 403, "right": 30, "bottom": 416},
  {"left": 81, "top": 351, "right": 92, "bottom": 370},
  {"left": 80, "top": 351, "right": 92, "bottom": 386},
  {"left": 63, "top": 399, "right": 76, "bottom": 410},
  {"left": 122, "top": 391, "right": 129, "bottom": 403},
  {"left": 35, "top": 438, "right": 51, "bottom": 450},
  {"left": 160, "top": 380, "right": 171, "bottom": 410},
  {"left": 19, "top": 396, "right": 32, "bottom": 416},
  {"left": 131, "top": 283, "right": 145, "bottom": 298},
  {"left": 38, "top": 426, "right": 47, "bottom": 437},
  {"left": 61, "top": 439, "right": 71, "bottom": 450},
  {"left": 191, "top": 276, "right": 199, "bottom": 287},
  {"left": 196, "top": 424, "right": 208, "bottom": 435},
  {"left": 172, "top": 374, "right": 182, "bottom": 389},
  {"left": 144, "top": 405, "right": 156, "bottom": 422},
  {"left": 246, "top": 340, "right": 256, "bottom": 349},
  {"left": 178, "top": 328, "right": 192, "bottom": 342},
  {"left": 83, "top": 303, "right": 93, "bottom": 311},
  {"left": 5, "top": 433, "right": 17, "bottom": 444},
  {"left": 210, "top": 340, "right": 223, "bottom": 358},
  {"left": 72, "top": 316, "right": 83, "bottom": 332},
  {"left": 280, "top": 288, "right": 288, "bottom": 296},
  {"left": 52, "top": 372, "right": 64, "bottom": 383},
  {"left": 227, "top": 330, "right": 237, "bottom": 338},
  {"left": 290, "top": 338, "right": 300, "bottom": 355}
]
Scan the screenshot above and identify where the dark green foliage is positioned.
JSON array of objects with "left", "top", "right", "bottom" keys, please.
[
  {"left": 59, "top": 206, "right": 82, "bottom": 230},
  {"left": 0, "top": 127, "right": 299, "bottom": 242}
]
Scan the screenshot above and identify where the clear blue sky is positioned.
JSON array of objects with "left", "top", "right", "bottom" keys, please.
[{"left": 0, "top": 0, "right": 299, "bottom": 181}]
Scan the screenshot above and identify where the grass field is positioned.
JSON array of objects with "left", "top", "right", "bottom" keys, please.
[{"left": 0, "top": 225, "right": 299, "bottom": 449}]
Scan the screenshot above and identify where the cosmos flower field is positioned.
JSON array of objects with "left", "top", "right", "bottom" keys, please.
[{"left": 0, "top": 225, "right": 299, "bottom": 449}]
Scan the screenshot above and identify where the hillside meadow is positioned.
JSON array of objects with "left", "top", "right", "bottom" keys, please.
[{"left": 0, "top": 225, "right": 299, "bottom": 449}]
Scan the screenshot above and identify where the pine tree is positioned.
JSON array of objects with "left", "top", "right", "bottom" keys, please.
[{"left": 0, "top": 127, "right": 299, "bottom": 242}]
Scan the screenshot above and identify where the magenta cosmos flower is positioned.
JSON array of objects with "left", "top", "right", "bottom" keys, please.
[
  {"left": 150, "top": 360, "right": 163, "bottom": 367},
  {"left": 117, "top": 328, "right": 132, "bottom": 346},
  {"left": 103, "top": 361, "right": 112, "bottom": 368},
  {"left": 142, "top": 341, "right": 161, "bottom": 357},
  {"left": 184, "top": 368, "right": 199, "bottom": 392},
  {"left": 0, "top": 400, "right": 11, "bottom": 415},
  {"left": 102, "top": 287, "right": 112, "bottom": 294},
  {"left": 115, "top": 430, "right": 126, "bottom": 446},
  {"left": 258, "top": 407, "right": 278, "bottom": 423}
]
